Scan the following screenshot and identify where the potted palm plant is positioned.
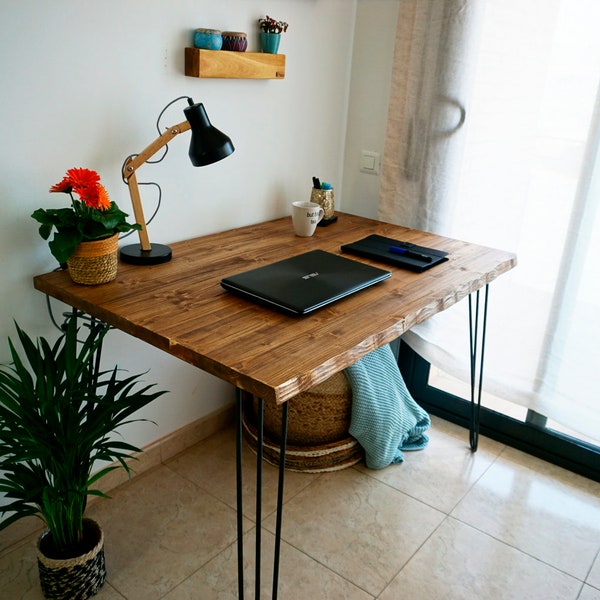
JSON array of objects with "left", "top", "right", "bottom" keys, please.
[{"left": 0, "top": 317, "right": 166, "bottom": 599}]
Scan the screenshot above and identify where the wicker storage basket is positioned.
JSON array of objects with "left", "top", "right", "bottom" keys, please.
[
  {"left": 66, "top": 234, "right": 119, "bottom": 285},
  {"left": 242, "top": 372, "right": 364, "bottom": 472}
]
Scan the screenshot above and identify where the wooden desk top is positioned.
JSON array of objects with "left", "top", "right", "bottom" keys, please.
[{"left": 33, "top": 213, "right": 516, "bottom": 403}]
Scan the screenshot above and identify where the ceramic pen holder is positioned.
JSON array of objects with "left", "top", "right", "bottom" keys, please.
[{"left": 310, "top": 188, "right": 337, "bottom": 226}]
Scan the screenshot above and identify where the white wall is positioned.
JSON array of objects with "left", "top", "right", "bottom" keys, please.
[
  {"left": 0, "top": 0, "right": 358, "bottom": 450},
  {"left": 342, "top": 0, "right": 400, "bottom": 219},
  {"left": 0, "top": 0, "right": 397, "bottom": 455}
]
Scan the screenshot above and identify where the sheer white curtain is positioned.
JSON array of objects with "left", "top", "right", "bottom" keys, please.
[{"left": 380, "top": 0, "right": 600, "bottom": 442}]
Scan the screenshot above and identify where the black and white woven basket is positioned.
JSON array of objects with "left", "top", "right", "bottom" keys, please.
[{"left": 37, "top": 518, "right": 106, "bottom": 600}]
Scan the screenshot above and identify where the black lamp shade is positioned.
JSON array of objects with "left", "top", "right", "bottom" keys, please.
[{"left": 184, "top": 101, "right": 235, "bottom": 166}]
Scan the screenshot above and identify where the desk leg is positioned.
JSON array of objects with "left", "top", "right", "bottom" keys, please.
[
  {"left": 235, "top": 390, "right": 289, "bottom": 600},
  {"left": 236, "top": 389, "right": 245, "bottom": 600},
  {"left": 272, "top": 401, "right": 288, "bottom": 600},
  {"left": 255, "top": 397, "right": 264, "bottom": 598},
  {"left": 468, "top": 284, "right": 489, "bottom": 451}
]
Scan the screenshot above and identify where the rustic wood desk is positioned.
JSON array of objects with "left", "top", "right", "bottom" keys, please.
[{"left": 34, "top": 213, "right": 516, "bottom": 599}]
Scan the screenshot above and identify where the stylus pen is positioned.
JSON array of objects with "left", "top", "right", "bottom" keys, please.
[{"left": 389, "top": 246, "right": 433, "bottom": 263}]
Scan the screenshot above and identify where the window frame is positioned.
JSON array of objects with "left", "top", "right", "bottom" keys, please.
[{"left": 397, "top": 341, "right": 600, "bottom": 483}]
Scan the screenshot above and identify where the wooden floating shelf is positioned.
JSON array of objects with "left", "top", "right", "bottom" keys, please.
[{"left": 185, "top": 48, "right": 286, "bottom": 79}]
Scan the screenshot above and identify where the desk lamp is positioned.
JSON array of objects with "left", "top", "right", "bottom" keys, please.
[{"left": 120, "top": 97, "right": 234, "bottom": 265}]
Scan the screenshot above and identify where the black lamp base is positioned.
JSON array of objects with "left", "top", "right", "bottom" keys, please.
[{"left": 119, "top": 243, "right": 172, "bottom": 265}]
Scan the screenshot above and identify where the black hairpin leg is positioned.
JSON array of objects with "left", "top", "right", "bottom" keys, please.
[
  {"left": 235, "top": 390, "right": 289, "bottom": 599},
  {"left": 235, "top": 389, "right": 245, "bottom": 600},
  {"left": 468, "top": 284, "right": 489, "bottom": 451},
  {"left": 255, "top": 397, "right": 264, "bottom": 598},
  {"left": 272, "top": 401, "right": 288, "bottom": 600}
]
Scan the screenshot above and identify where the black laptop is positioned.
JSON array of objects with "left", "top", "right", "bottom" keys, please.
[{"left": 220, "top": 250, "right": 391, "bottom": 316}]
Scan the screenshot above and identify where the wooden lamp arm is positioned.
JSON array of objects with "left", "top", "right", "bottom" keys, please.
[{"left": 122, "top": 120, "right": 192, "bottom": 251}]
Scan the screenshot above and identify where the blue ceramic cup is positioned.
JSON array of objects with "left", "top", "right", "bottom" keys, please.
[{"left": 194, "top": 28, "right": 223, "bottom": 50}]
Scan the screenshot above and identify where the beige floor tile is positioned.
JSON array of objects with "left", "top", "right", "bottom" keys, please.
[
  {"left": 355, "top": 415, "right": 504, "bottom": 513},
  {"left": 263, "top": 467, "right": 445, "bottom": 597},
  {"left": 164, "top": 528, "right": 374, "bottom": 599},
  {"left": 579, "top": 584, "right": 600, "bottom": 599},
  {"left": 0, "top": 518, "right": 44, "bottom": 558},
  {"left": 451, "top": 447, "right": 600, "bottom": 580},
  {"left": 0, "top": 538, "right": 47, "bottom": 600},
  {"left": 167, "top": 425, "right": 317, "bottom": 520},
  {"left": 588, "top": 551, "right": 600, "bottom": 589},
  {"left": 86, "top": 464, "right": 245, "bottom": 600},
  {"left": 379, "top": 517, "right": 581, "bottom": 600},
  {"left": 2, "top": 422, "right": 598, "bottom": 600}
]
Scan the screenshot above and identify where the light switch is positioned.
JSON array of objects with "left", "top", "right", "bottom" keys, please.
[
  {"left": 363, "top": 154, "right": 376, "bottom": 170},
  {"left": 360, "top": 150, "right": 380, "bottom": 175}
]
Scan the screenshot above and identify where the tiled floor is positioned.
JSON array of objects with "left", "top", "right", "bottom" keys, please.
[{"left": 1, "top": 415, "right": 600, "bottom": 599}]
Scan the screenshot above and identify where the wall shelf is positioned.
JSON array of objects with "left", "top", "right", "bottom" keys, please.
[{"left": 184, "top": 48, "right": 286, "bottom": 79}]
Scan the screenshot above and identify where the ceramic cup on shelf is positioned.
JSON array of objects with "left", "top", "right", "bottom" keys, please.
[
  {"left": 194, "top": 28, "right": 223, "bottom": 50},
  {"left": 222, "top": 31, "right": 248, "bottom": 52},
  {"left": 292, "top": 201, "right": 324, "bottom": 237}
]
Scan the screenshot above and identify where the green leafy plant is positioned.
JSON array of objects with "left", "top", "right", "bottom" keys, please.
[
  {"left": 0, "top": 318, "right": 166, "bottom": 558},
  {"left": 258, "top": 15, "right": 288, "bottom": 34},
  {"left": 31, "top": 167, "right": 140, "bottom": 265}
]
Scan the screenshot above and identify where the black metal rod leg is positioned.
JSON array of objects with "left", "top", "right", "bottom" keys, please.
[
  {"left": 255, "top": 397, "right": 264, "bottom": 599},
  {"left": 235, "top": 389, "right": 245, "bottom": 600},
  {"left": 468, "top": 284, "right": 489, "bottom": 451},
  {"left": 272, "top": 401, "right": 289, "bottom": 600}
]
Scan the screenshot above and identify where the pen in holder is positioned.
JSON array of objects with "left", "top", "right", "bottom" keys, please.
[{"left": 310, "top": 183, "right": 338, "bottom": 226}]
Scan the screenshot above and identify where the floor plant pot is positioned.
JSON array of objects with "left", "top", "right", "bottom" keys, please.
[
  {"left": 66, "top": 233, "right": 119, "bottom": 285},
  {"left": 260, "top": 32, "right": 281, "bottom": 54},
  {"left": 36, "top": 518, "right": 106, "bottom": 600}
]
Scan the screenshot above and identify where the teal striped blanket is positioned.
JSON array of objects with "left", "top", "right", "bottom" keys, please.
[{"left": 344, "top": 344, "right": 430, "bottom": 469}]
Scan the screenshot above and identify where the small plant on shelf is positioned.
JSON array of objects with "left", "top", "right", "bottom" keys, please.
[
  {"left": 258, "top": 16, "right": 288, "bottom": 54},
  {"left": 258, "top": 16, "right": 288, "bottom": 34}
]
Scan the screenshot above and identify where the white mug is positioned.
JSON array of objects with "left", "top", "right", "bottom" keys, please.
[{"left": 292, "top": 201, "right": 324, "bottom": 237}]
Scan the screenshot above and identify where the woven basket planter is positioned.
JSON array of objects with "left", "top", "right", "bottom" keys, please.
[
  {"left": 66, "top": 234, "right": 119, "bottom": 285},
  {"left": 36, "top": 518, "right": 106, "bottom": 599},
  {"left": 242, "top": 372, "right": 364, "bottom": 472}
]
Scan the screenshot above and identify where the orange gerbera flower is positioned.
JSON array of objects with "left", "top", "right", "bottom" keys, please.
[
  {"left": 66, "top": 167, "right": 100, "bottom": 190},
  {"left": 49, "top": 176, "right": 73, "bottom": 194},
  {"left": 49, "top": 167, "right": 110, "bottom": 210},
  {"left": 94, "top": 183, "right": 111, "bottom": 210}
]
